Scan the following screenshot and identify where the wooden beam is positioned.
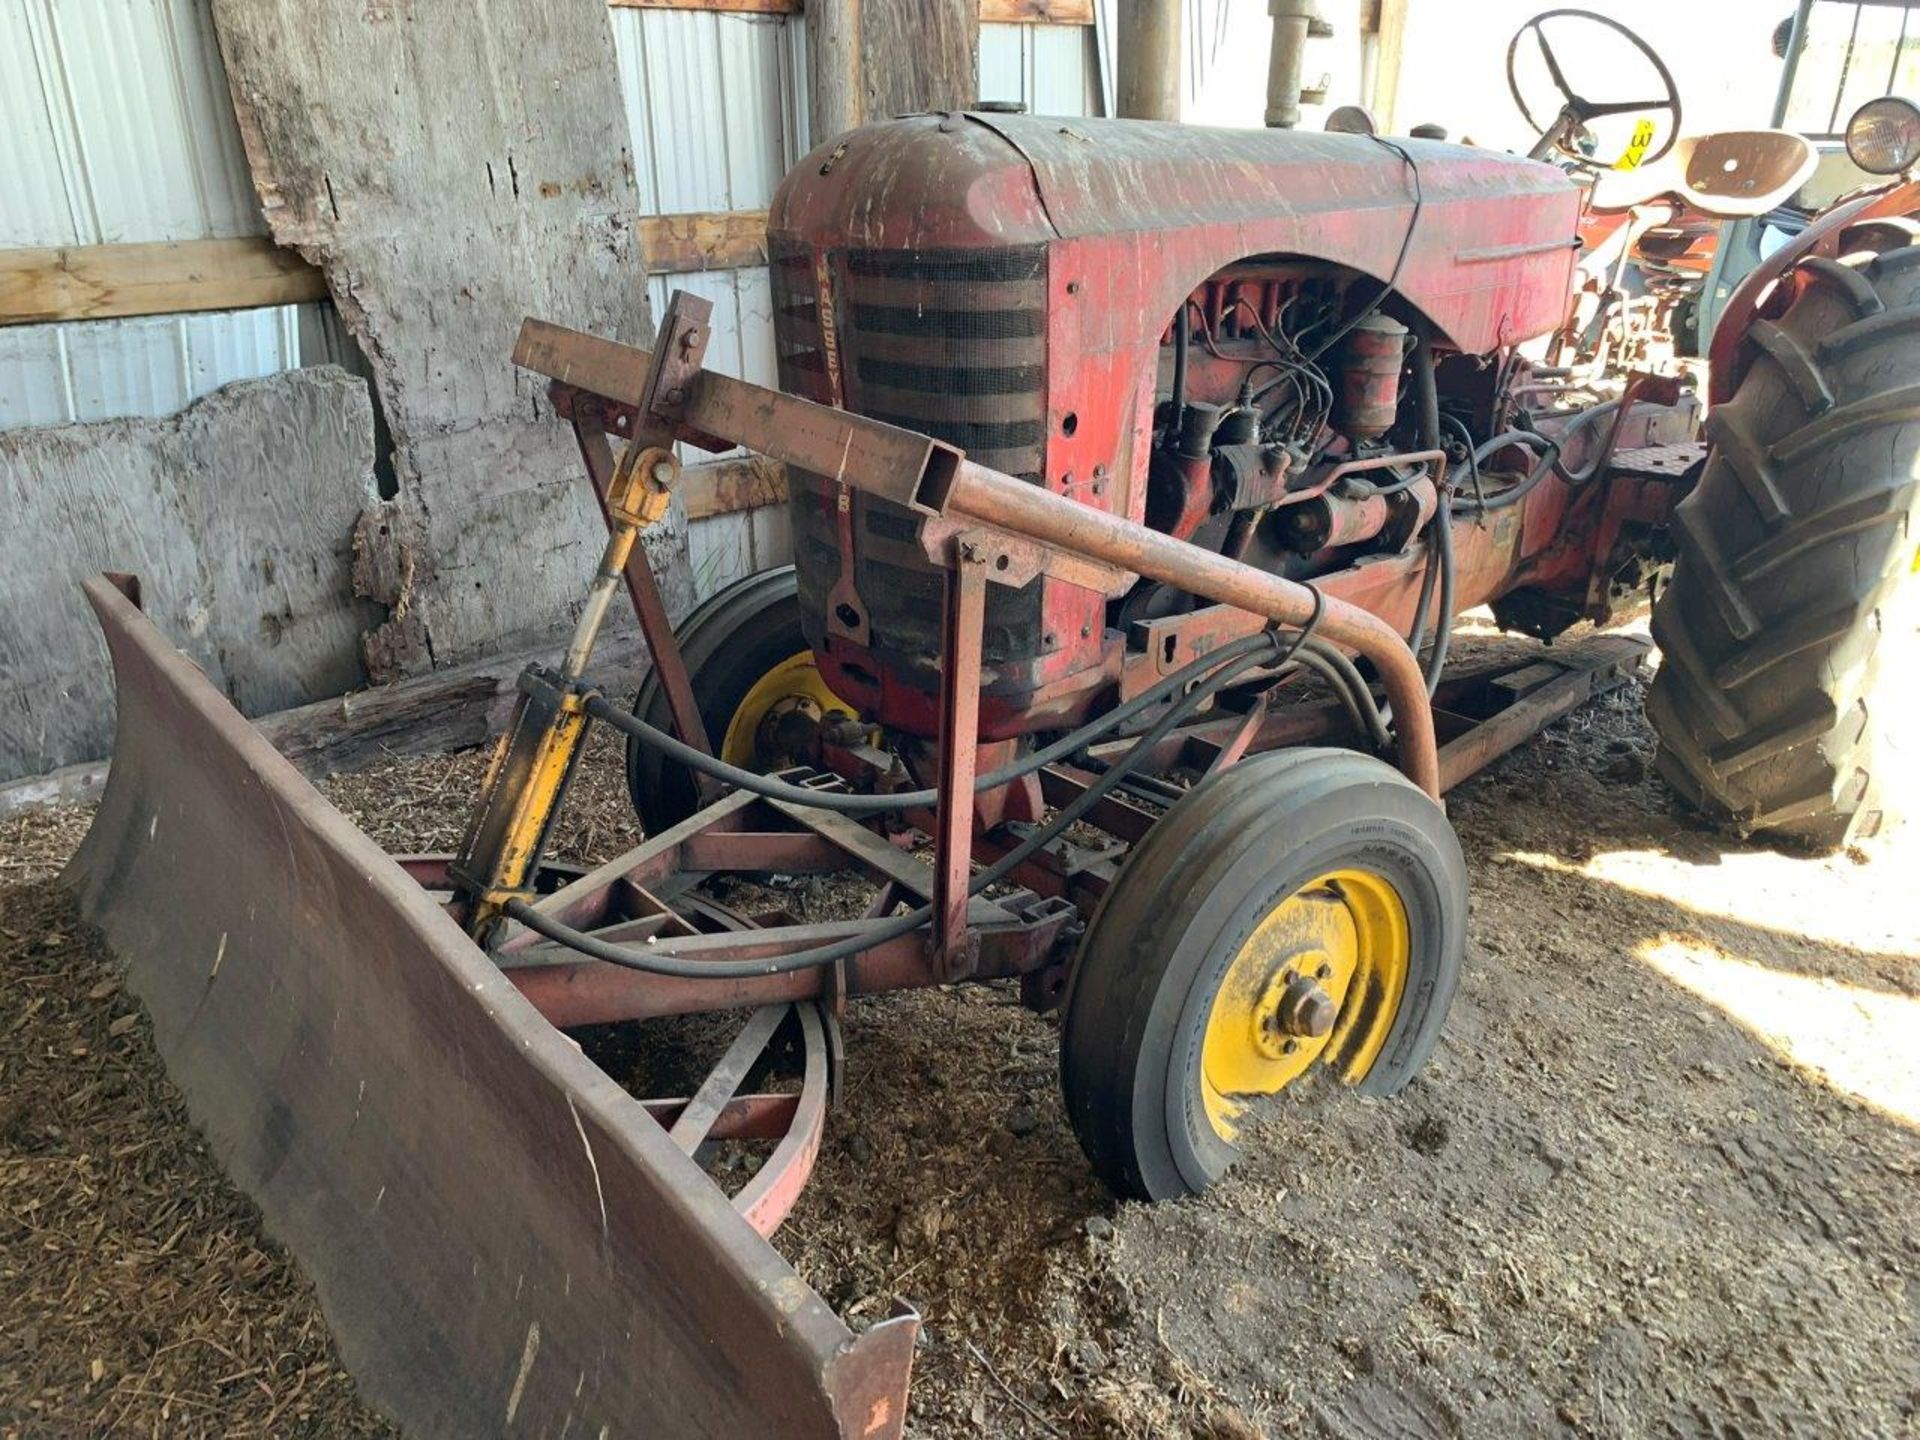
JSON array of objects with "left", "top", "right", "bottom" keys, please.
[
  {"left": 806, "top": 0, "right": 860, "bottom": 145},
  {"left": 611, "top": 0, "right": 1092, "bottom": 19},
  {"left": 980, "top": 0, "right": 1093, "bottom": 22},
  {"left": 609, "top": 0, "right": 799, "bottom": 11},
  {"left": 683, "top": 455, "right": 788, "bottom": 521},
  {"left": 0, "top": 237, "right": 329, "bottom": 326},
  {"left": 864, "top": 0, "right": 978, "bottom": 124},
  {"left": 0, "top": 214, "right": 774, "bottom": 326},
  {"left": 1371, "top": 0, "right": 1408, "bottom": 134},
  {"left": 637, "top": 210, "right": 769, "bottom": 274}
]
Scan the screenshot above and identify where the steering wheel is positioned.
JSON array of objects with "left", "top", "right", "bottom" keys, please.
[{"left": 1506, "top": 8, "right": 1682, "bottom": 169}]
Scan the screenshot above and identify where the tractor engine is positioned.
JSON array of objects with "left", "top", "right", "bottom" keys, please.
[{"left": 767, "top": 113, "right": 1579, "bottom": 742}]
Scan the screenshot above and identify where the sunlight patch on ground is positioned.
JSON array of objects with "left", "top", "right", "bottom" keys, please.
[
  {"left": 1504, "top": 845, "right": 1920, "bottom": 960},
  {"left": 1637, "top": 936, "right": 1920, "bottom": 1128}
]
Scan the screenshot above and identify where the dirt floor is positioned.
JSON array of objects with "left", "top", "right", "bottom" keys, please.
[{"left": 2, "top": 629, "right": 1916, "bottom": 1438}]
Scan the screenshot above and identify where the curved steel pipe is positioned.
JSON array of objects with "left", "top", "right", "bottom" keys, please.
[{"left": 935, "top": 461, "right": 1442, "bottom": 797}]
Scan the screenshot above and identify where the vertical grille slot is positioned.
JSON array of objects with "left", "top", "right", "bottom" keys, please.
[{"left": 769, "top": 240, "right": 832, "bottom": 404}]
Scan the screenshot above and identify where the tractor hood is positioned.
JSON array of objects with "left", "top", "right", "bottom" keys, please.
[{"left": 772, "top": 112, "right": 1580, "bottom": 353}]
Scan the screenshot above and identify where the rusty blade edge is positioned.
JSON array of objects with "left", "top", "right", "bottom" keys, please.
[{"left": 62, "top": 576, "right": 916, "bottom": 1440}]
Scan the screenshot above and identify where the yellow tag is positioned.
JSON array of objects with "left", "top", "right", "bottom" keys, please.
[{"left": 1615, "top": 119, "right": 1656, "bottom": 171}]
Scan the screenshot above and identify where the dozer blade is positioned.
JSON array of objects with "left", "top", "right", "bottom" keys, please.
[{"left": 63, "top": 578, "right": 916, "bottom": 1439}]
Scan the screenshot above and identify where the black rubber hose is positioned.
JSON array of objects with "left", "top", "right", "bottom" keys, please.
[
  {"left": 1405, "top": 523, "right": 1441, "bottom": 658},
  {"left": 1439, "top": 412, "right": 1485, "bottom": 511},
  {"left": 506, "top": 628, "right": 1313, "bottom": 979},
  {"left": 1426, "top": 501, "right": 1456, "bottom": 696},
  {"left": 586, "top": 630, "right": 1281, "bottom": 817},
  {"left": 1170, "top": 303, "right": 1190, "bottom": 430},
  {"left": 1547, "top": 399, "right": 1626, "bottom": 485},
  {"left": 1410, "top": 332, "right": 1454, "bottom": 694},
  {"left": 1295, "top": 644, "right": 1392, "bottom": 750},
  {"left": 1450, "top": 429, "right": 1562, "bottom": 515}
]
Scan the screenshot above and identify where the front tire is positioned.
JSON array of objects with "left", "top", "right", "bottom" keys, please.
[
  {"left": 1059, "top": 750, "right": 1466, "bottom": 1202},
  {"left": 625, "top": 567, "right": 847, "bottom": 834},
  {"left": 1648, "top": 243, "right": 1920, "bottom": 848}
]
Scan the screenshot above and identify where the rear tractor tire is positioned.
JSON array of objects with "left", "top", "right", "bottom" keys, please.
[
  {"left": 1648, "top": 242, "right": 1920, "bottom": 848},
  {"left": 624, "top": 566, "right": 853, "bottom": 834},
  {"left": 1059, "top": 750, "right": 1466, "bottom": 1202}
]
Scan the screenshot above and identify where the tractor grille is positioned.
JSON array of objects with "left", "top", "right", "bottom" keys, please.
[
  {"left": 776, "top": 242, "right": 1052, "bottom": 684},
  {"left": 840, "top": 245, "right": 1049, "bottom": 480}
]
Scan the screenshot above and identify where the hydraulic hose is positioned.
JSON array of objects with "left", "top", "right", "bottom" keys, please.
[
  {"left": 1548, "top": 399, "right": 1626, "bottom": 485},
  {"left": 1170, "top": 304, "right": 1190, "bottom": 429},
  {"left": 1451, "top": 429, "right": 1562, "bottom": 515},
  {"left": 1296, "top": 644, "right": 1392, "bottom": 750},
  {"left": 586, "top": 629, "right": 1282, "bottom": 817},
  {"left": 1410, "top": 331, "right": 1454, "bottom": 694},
  {"left": 939, "top": 458, "right": 1440, "bottom": 796},
  {"left": 506, "top": 627, "right": 1312, "bottom": 978}
]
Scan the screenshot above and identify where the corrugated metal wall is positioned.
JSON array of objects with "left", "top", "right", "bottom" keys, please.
[
  {"left": 978, "top": 22, "right": 1100, "bottom": 114},
  {"left": 611, "top": 6, "right": 808, "bottom": 599},
  {"left": 2, "top": 2, "right": 1100, "bottom": 595},
  {"left": 0, "top": 0, "right": 333, "bottom": 428}
]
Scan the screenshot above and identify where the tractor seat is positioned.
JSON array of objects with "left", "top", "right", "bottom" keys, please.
[{"left": 1587, "top": 130, "right": 1818, "bottom": 218}]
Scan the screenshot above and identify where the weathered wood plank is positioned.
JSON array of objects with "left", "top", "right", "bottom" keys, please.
[
  {"left": 980, "top": 0, "right": 1093, "bottom": 22},
  {"left": 0, "top": 237, "right": 329, "bottom": 326},
  {"left": 638, "top": 210, "right": 768, "bottom": 274},
  {"left": 0, "top": 367, "right": 378, "bottom": 782},
  {"left": 609, "top": 0, "right": 1093, "bottom": 19},
  {"left": 683, "top": 455, "right": 788, "bottom": 521},
  {"left": 610, "top": 0, "right": 799, "bottom": 10},
  {"left": 210, "top": 0, "right": 694, "bottom": 675},
  {"left": 0, "top": 212, "right": 767, "bottom": 327}
]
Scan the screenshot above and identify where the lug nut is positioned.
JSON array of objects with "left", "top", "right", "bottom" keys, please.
[{"left": 1277, "top": 974, "right": 1337, "bottom": 1038}]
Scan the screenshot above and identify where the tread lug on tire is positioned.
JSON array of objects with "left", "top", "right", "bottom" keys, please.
[{"left": 1648, "top": 242, "right": 1920, "bottom": 849}]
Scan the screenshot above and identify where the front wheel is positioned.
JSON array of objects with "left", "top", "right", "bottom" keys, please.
[
  {"left": 624, "top": 567, "right": 851, "bottom": 834},
  {"left": 1059, "top": 749, "right": 1467, "bottom": 1202}
]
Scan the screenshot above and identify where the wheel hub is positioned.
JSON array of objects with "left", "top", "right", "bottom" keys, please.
[
  {"left": 753, "top": 694, "right": 825, "bottom": 768},
  {"left": 1200, "top": 869, "right": 1410, "bottom": 1141},
  {"left": 719, "top": 651, "right": 853, "bottom": 771}
]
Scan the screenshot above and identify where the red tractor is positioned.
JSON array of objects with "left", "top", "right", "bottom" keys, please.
[
  {"left": 68, "top": 29, "right": 1920, "bottom": 1435},
  {"left": 607, "top": 99, "right": 1918, "bottom": 1196}
]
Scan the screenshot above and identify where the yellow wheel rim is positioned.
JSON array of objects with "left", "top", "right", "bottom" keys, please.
[
  {"left": 1200, "top": 868, "right": 1411, "bottom": 1141},
  {"left": 719, "top": 651, "right": 852, "bottom": 769}
]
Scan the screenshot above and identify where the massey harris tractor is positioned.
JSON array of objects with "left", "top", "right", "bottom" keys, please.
[{"left": 66, "top": 56, "right": 1920, "bottom": 1440}]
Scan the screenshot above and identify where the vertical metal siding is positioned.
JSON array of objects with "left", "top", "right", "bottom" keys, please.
[
  {"left": 0, "top": 309, "right": 304, "bottom": 428},
  {"left": 978, "top": 23, "right": 1100, "bottom": 116},
  {"left": 612, "top": 6, "right": 808, "bottom": 596},
  {"left": 1, "top": 0, "right": 262, "bottom": 247},
  {"left": 0, "top": 0, "right": 330, "bottom": 432}
]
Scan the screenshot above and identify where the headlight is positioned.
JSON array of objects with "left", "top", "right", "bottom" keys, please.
[{"left": 1846, "top": 96, "right": 1920, "bottom": 176}]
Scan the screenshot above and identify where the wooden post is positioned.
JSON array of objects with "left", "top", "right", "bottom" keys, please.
[
  {"left": 863, "top": 0, "right": 979, "bottom": 123},
  {"left": 807, "top": 0, "right": 980, "bottom": 148},
  {"left": 807, "top": 0, "right": 862, "bottom": 144},
  {"left": 1116, "top": 0, "right": 1181, "bottom": 121},
  {"left": 1370, "top": 0, "right": 1408, "bottom": 135}
]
